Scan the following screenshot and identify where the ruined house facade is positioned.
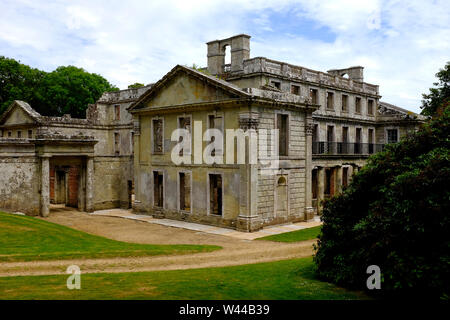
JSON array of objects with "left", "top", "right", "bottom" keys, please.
[
  {"left": 0, "top": 34, "right": 425, "bottom": 231},
  {"left": 0, "top": 85, "right": 150, "bottom": 216}
]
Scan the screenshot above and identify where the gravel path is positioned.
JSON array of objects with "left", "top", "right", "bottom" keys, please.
[{"left": 0, "top": 209, "right": 316, "bottom": 277}]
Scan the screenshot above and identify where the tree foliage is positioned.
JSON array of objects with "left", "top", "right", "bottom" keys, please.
[
  {"left": 128, "top": 83, "right": 145, "bottom": 89},
  {"left": 421, "top": 62, "right": 450, "bottom": 117},
  {"left": 314, "top": 66, "right": 450, "bottom": 299},
  {"left": 0, "top": 56, "right": 118, "bottom": 118}
]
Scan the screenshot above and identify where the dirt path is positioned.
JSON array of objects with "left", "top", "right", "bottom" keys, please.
[{"left": 0, "top": 209, "right": 316, "bottom": 277}]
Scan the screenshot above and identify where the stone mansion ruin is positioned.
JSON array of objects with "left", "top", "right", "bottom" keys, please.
[{"left": 0, "top": 34, "right": 426, "bottom": 231}]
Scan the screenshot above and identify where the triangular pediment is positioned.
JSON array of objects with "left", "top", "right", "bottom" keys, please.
[
  {"left": 0, "top": 101, "right": 41, "bottom": 126},
  {"left": 129, "top": 65, "right": 249, "bottom": 111}
]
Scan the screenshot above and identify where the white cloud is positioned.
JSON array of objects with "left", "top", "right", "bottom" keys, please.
[{"left": 0, "top": 0, "right": 448, "bottom": 113}]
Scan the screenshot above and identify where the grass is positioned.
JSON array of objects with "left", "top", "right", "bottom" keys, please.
[
  {"left": 256, "top": 225, "right": 322, "bottom": 242},
  {"left": 0, "top": 211, "right": 220, "bottom": 262},
  {"left": 0, "top": 257, "right": 369, "bottom": 300}
]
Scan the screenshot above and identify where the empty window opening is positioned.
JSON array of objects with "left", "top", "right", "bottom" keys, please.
[
  {"left": 271, "top": 81, "right": 281, "bottom": 89},
  {"left": 355, "top": 128, "right": 362, "bottom": 154},
  {"left": 153, "top": 171, "right": 164, "bottom": 207},
  {"left": 342, "top": 94, "right": 348, "bottom": 112},
  {"left": 368, "top": 99, "right": 374, "bottom": 115},
  {"left": 208, "top": 114, "right": 223, "bottom": 156},
  {"left": 368, "top": 128, "right": 374, "bottom": 153},
  {"left": 178, "top": 116, "right": 191, "bottom": 156},
  {"left": 277, "top": 114, "right": 288, "bottom": 156},
  {"left": 8, "top": 131, "right": 11, "bottom": 138},
  {"left": 325, "top": 168, "right": 335, "bottom": 196},
  {"left": 28, "top": 130, "right": 32, "bottom": 139},
  {"left": 209, "top": 174, "right": 222, "bottom": 216},
  {"left": 115, "top": 105, "right": 120, "bottom": 120},
  {"left": 224, "top": 45, "right": 231, "bottom": 66},
  {"left": 312, "top": 170, "right": 318, "bottom": 200},
  {"left": 179, "top": 172, "right": 191, "bottom": 211},
  {"left": 310, "top": 88, "right": 318, "bottom": 104},
  {"left": 342, "top": 167, "right": 348, "bottom": 188},
  {"left": 17, "top": 131, "right": 21, "bottom": 138},
  {"left": 153, "top": 119, "right": 163, "bottom": 153},
  {"left": 327, "top": 92, "right": 334, "bottom": 109},
  {"left": 291, "top": 85, "right": 300, "bottom": 95},
  {"left": 355, "top": 97, "right": 361, "bottom": 113}
]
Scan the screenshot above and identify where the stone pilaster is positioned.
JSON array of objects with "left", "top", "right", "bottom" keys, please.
[
  {"left": 40, "top": 156, "right": 50, "bottom": 217},
  {"left": 304, "top": 118, "right": 315, "bottom": 219},
  {"left": 86, "top": 156, "right": 94, "bottom": 212},
  {"left": 317, "top": 166, "right": 325, "bottom": 213}
]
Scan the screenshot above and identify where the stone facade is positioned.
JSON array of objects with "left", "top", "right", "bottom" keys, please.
[{"left": 0, "top": 34, "right": 426, "bottom": 231}]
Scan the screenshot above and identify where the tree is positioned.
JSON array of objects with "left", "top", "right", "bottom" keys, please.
[
  {"left": 0, "top": 56, "right": 45, "bottom": 114},
  {"left": 314, "top": 64, "right": 450, "bottom": 299},
  {"left": 0, "top": 57, "right": 118, "bottom": 118},
  {"left": 36, "top": 66, "right": 118, "bottom": 118},
  {"left": 128, "top": 83, "right": 145, "bottom": 89},
  {"left": 421, "top": 62, "right": 450, "bottom": 117}
]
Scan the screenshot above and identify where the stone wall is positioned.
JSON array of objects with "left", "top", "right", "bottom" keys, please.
[{"left": 0, "top": 156, "right": 40, "bottom": 215}]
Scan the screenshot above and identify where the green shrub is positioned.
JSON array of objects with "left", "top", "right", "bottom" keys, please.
[{"left": 314, "top": 110, "right": 450, "bottom": 299}]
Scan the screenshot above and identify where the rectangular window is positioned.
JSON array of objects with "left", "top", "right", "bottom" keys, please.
[
  {"left": 327, "top": 92, "right": 334, "bottom": 109},
  {"left": 342, "top": 94, "right": 348, "bottom": 112},
  {"left": 17, "top": 131, "right": 21, "bottom": 138},
  {"left": 341, "top": 126, "right": 349, "bottom": 154},
  {"left": 179, "top": 172, "right": 191, "bottom": 212},
  {"left": 277, "top": 114, "right": 288, "bottom": 156},
  {"left": 208, "top": 114, "right": 223, "bottom": 157},
  {"left": 387, "top": 129, "right": 398, "bottom": 144},
  {"left": 8, "top": 131, "right": 12, "bottom": 138},
  {"left": 368, "top": 99, "right": 374, "bottom": 115},
  {"left": 342, "top": 167, "right": 348, "bottom": 188},
  {"left": 310, "top": 88, "right": 318, "bottom": 104},
  {"left": 0, "top": 130, "right": 3, "bottom": 138},
  {"left": 368, "top": 128, "right": 374, "bottom": 154},
  {"left": 291, "top": 85, "right": 300, "bottom": 95},
  {"left": 271, "top": 81, "right": 281, "bottom": 89},
  {"left": 115, "top": 105, "right": 120, "bottom": 120},
  {"left": 114, "top": 132, "right": 120, "bottom": 155},
  {"left": 28, "top": 130, "right": 32, "bottom": 139},
  {"left": 209, "top": 174, "right": 222, "bottom": 216},
  {"left": 355, "top": 128, "right": 362, "bottom": 154},
  {"left": 325, "top": 168, "right": 334, "bottom": 196},
  {"left": 153, "top": 171, "right": 164, "bottom": 207},
  {"left": 178, "top": 116, "right": 191, "bottom": 156},
  {"left": 355, "top": 97, "right": 361, "bottom": 113},
  {"left": 152, "top": 119, "right": 163, "bottom": 153}
]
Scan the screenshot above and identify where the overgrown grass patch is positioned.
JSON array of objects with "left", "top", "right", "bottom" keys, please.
[{"left": 0, "top": 211, "right": 220, "bottom": 262}]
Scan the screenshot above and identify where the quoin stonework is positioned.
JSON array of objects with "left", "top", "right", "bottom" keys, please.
[{"left": 0, "top": 34, "right": 426, "bottom": 232}]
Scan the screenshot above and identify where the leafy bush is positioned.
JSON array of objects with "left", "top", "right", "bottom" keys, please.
[{"left": 314, "top": 110, "right": 450, "bottom": 299}]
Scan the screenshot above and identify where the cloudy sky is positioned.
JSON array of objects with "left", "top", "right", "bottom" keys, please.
[{"left": 1, "top": 0, "right": 449, "bottom": 113}]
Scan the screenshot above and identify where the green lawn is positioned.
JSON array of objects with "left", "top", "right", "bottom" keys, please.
[
  {"left": 0, "top": 257, "right": 369, "bottom": 300},
  {"left": 0, "top": 212, "right": 220, "bottom": 262},
  {"left": 256, "top": 225, "right": 322, "bottom": 242}
]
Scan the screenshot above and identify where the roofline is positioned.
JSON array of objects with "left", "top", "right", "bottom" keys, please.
[{"left": 127, "top": 65, "right": 251, "bottom": 112}]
